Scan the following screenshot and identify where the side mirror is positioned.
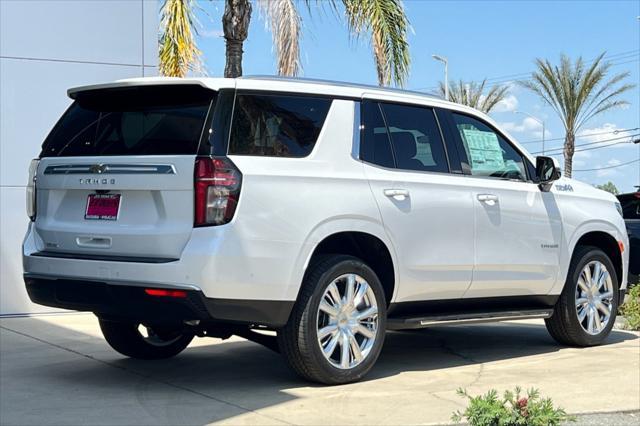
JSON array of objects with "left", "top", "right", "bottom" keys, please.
[{"left": 536, "top": 156, "right": 561, "bottom": 191}]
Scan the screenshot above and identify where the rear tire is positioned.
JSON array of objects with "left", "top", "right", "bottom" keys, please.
[
  {"left": 278, "top": 255, "right": 387, "bottom": 385},
  {"left": 545, "top": 246, "right": 619, "bottom": 346},
  {"left": 99, "top": 319, "right": 194, "bottom": 360}
]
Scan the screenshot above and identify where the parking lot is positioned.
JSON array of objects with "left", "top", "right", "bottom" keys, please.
[{"left": 1, "top": 313, "right": 638, "bottom": 425}]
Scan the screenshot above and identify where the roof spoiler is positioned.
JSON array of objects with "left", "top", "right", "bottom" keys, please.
[{"left": 67, "top": 78, "right": 214, "bottom": 99}]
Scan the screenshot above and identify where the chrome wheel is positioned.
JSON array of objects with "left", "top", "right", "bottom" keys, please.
[
  {"left": 575, "top": 260, "right": 614, "bottom": 335},
  {"left": 316, "top": 273, "right": 379, "bottom": 370}
]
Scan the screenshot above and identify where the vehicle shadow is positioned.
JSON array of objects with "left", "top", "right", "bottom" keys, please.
[
  {"left": 26, "top": 318, "right": 639, "bottom": 387},
  {"left": 369, "top": 321, "right": 637, "bottom": 380},
  {"left": 2, "top": 316, "right": 637, "bottom": 425}
]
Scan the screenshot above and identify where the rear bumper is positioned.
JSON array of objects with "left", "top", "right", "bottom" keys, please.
[{"left": 24, "top": 274, "right": 293, "bottom": 327}]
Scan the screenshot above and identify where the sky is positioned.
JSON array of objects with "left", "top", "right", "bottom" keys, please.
[{"left": 193, "top": 0, "right": 640, "bottom": 193}]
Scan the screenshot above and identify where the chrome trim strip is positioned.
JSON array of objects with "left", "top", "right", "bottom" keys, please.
[
  {"left": 44, "top": 164, "right": 176, "bottom": 175},
  {"left": 418, "top": 310, "right": 553, "bottom": 326}
]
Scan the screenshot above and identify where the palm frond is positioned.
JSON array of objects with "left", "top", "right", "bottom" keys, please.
[
  {"left": 439, "top": 79, "right": 509, "bottom": 113},
  {"left": 481, "top": 84, "right": 510, "bottom": 113},
  {"left": 343, "top": 0, "right": 410, "bottom": 87},
  {"left": 159, "top": 0, "right": 203, "bottom": 78},
  {"left": 257, "top": 0, "right": 302, "bottom": 77}
]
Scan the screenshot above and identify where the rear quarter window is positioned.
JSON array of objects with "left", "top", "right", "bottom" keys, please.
[{"left": 228, "top": 93, "right": 332, "bottom": 158}]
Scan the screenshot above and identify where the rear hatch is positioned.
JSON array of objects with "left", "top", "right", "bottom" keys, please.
[{"left": 34, "top": 84, "right": 216, "bottom": 260}]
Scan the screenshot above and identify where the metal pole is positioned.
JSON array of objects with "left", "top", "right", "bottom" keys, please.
[
  {"left": 432, "top": 54, "right": 449, "bottom": 101},
  {"left": 444, "top": 59, "right": 449, "bottom": 101},
  {"left": 542, "top": 121, "right": 545, "bottom": 155}
]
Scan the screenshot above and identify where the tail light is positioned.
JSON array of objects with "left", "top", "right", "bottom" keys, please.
[
  {"left": 26, "top": 159, "right": 39, "bottom": 221},
  {"left": 194, "top": 156, "right": 242, "bottom": 227}
]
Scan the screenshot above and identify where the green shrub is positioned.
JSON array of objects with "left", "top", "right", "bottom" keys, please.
[
  {"left": 620, "top": 284, "right": 640, "bottom": 331},
  {"left": 451, "top": 387, "right": 575, "bottom": 426}
]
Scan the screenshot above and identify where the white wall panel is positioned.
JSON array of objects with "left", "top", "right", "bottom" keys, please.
[
  {"left": 143, "top": 0, "right": 160, "bottom": 68},
  {"left": 1, "top": 0, "right": 143, "bottom": 65},
  {"left": 0, "top": 0, "right": 158, "bottom": 315},
  {"left": 0, "top": 187, "right": 46, "bottom": 315}
]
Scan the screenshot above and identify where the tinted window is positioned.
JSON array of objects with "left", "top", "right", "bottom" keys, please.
[
  {"left": 452, "top": 113, "right": 527, "bottom": 181},
  {"left": 381, "top": 103, "right": 449, "bottom": 173},
  {"left": 228, "top": 94, "right": 331, "bottom": 157},
  {"left": 619, "top": 193, "right": 640, "bottom": 220},
  {"left": 41, "top": 86, "right": 213, "bottom": 157},
  {"left": 360, "top": 101, "right": 395, "bottom": 168}
]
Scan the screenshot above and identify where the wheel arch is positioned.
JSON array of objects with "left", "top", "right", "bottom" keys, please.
[
  {"left": 294, "top": 220, "right": 398, "bottom": 306},
  {"left": 572, "top": 231, "right": 623, "bottom": 288}
]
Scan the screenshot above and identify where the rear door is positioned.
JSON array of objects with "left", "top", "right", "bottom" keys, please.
[
  {"left": 34, "top": 85, "right": 215, "bottom": 260},
  {"left": 360, "top": 99, "right": 475, "bottom": 302}
]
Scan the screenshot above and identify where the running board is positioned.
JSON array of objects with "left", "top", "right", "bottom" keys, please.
[{"left": 386, "top": 309, "right": 554, "bottom": 331}]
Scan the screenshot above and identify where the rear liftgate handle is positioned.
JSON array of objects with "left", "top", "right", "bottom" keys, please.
[{"left": 76, "top": 236, "right": 112, "bottom": 249}]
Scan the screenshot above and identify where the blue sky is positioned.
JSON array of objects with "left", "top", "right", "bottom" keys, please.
[{"left": 194, "top": 0, "right": 640, "bottom": 192}]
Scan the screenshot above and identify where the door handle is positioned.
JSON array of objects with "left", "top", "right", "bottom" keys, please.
[
  {"left": 477, "top": 194, "right": 499, "bottom": 203},
  {"left": 384, "top": 189, "right": 410, "bottom": 200}
]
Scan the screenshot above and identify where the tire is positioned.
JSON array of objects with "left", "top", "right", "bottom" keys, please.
[
  {"left": 99, "top": 319, "right": 194, "bottom": 360},
  {"left": 545, "top": 246, "right": 619, "bottom": 346},
  {"left": 278, "top": 255, "right": 387, "bottom": 385}
]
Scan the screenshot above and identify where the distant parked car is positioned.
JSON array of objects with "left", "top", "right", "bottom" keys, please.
[{"left": 617, "top": 191, "right": 640, "bottom": 286}]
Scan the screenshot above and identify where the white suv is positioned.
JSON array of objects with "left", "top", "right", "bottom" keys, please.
[{"left": 23, "top": 77, "right": 629, "bottom": 384}]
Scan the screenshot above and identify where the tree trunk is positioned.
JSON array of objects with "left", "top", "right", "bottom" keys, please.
[
  {"left": 563, "top": 132, "right": 575, "bottom": 178},
  {"left": 223, "top": 0, "right": 251, "bottom": 78}
]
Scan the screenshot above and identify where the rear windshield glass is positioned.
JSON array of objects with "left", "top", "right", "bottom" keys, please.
[
  {"left": 40, "top": 85, "right": 214, "bottom": 157},
  {"left": 228, "top": 93, "right": 332, "bottom": 157}
]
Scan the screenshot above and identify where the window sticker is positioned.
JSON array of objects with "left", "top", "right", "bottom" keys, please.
[{"left": 461, "top": 129, "right": 505, "bottom": 172}]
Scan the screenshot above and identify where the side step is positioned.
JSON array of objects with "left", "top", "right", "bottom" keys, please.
[{"left": 386, "top": 309, "right": 554, "bottom": 331}]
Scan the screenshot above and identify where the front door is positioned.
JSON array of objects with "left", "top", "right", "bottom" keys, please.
[{"left": 445, "top": 111, "right": 562, "bottom": 298}]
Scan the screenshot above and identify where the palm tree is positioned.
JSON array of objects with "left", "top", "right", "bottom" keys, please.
[
  {"left": 159, "top": 0, "right": 411, "bottom": 87},
  {"left": 159, "top": 0, "right": 203, "bottom": 78},
  {"left": 438, "top": 79, "right": 509, "bottom": 113},
  {"left": 519, "top": 53, "right": 634, "bottom": 177}
]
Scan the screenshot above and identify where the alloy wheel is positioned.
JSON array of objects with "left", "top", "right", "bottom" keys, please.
[
  {"left": 316, "top": 273, "right": 379, "bottom": 369},
  {"left": 575, "top": 260, "right": 614, "bottom": 335}
]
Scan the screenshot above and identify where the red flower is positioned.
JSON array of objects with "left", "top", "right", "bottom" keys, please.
[{"left": 516, "top": 397, "right": 529, "bottom": 417}]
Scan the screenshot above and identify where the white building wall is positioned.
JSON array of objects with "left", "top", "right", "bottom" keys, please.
[{"left": 1, "top": 0, "right": 159, "bottom": 315}]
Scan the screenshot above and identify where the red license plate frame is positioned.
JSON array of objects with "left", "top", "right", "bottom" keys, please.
[{"left": 85, "top": 193, "right": 121, "bottom": 220}]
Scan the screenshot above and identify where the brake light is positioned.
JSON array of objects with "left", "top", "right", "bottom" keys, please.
[
  {"left": 144, "top": 288, "right": 188, "bottom": 298},
  {"left": 194, "top": 156, "right": 242, "bottom": 226},
  {"left": 26, "top": 159, "right": 39, "bottom": 221}
]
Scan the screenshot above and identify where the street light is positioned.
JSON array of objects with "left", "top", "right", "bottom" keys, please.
[
  {"left": 432, "top": 54, "right": 448, "bottom": 101},
  {"left": 515, "top": 110, "right": 546, "bottom": 155}
]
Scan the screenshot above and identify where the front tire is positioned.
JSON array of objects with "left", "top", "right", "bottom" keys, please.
[
  {"left": 278, "top": 255, "right": 387, "bottom": 385},
  {"left": 545, "top": 246, "right": 619, "bottom": 346},
  {"left": 99, "top": 319, "right": 194, "bottom": 360}
]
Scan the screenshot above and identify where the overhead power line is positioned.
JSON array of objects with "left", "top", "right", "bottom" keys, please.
[
  {"left": 520, "top": 127, "right": 640, "bottom": 145},
  {"left": 573, "top": 158, "right": 640, "bottom": 172},
  {"left": 413, "top": 49, "right": 640, "bottom": 92},
  {"left": 531, "top": 133, "right": 640, "bottom": 154}
]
